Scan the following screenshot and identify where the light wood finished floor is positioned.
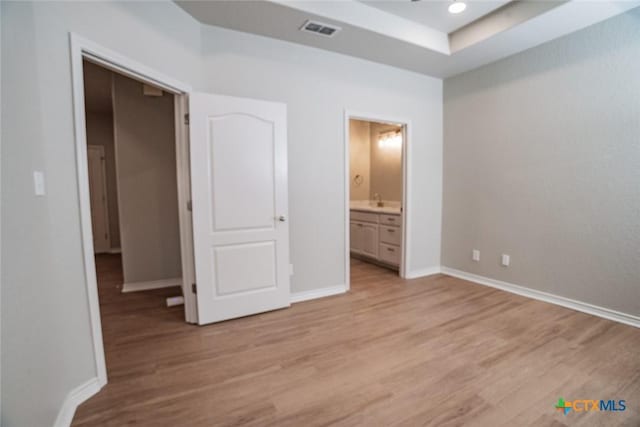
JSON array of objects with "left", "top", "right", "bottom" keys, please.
[{"left": 73, "top": 255, "right": 640, "bottom": 426}]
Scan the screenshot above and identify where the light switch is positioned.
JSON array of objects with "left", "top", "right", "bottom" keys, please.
[
  {"left": 472, "top": 249, "right": 480, "bottom": 262},
  {"left": 33, "top": 171, "right": 46, "bottom": 196},
  {"left": 501, "top": 254, "right": 510, "bottom": 267}
]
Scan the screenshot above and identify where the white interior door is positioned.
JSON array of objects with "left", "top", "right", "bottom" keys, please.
[
  {"left": 87, "top": 145, "right": 110, "bottom": 254},
  {"left": 190, "top": 93, "right": 290, "bottom": 325}
]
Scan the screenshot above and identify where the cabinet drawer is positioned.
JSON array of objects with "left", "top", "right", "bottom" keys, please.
[
  {"left": 380, "top": 214, "right": 401, "bottom": 226},
  {"left": 379, "top": 243, "right": 401, "bottom": 266},
  {"left": 350, "top": 210, "right": 379, "bottom": 224},
  {"left": 379, "top": 226, "right": 401, "bottom": 246}
]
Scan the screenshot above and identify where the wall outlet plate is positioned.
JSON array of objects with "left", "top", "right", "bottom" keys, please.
[
  {"left": 501, "top": 254, "right": 510, "bottom": 266},
  {"left": 33, "top": 171, "right": 46, "bottom": 196},
  {"left": 472, "top": 249, "right": 480, "bottom": 262}
]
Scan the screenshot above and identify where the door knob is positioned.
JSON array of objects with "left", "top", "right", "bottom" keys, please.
[{"left": 278, "top": 216, "right": 286, "bottom": 222}]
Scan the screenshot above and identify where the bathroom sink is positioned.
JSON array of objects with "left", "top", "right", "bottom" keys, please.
[{"left": 350, "top": 200, "right": 401, "bottom": 214}]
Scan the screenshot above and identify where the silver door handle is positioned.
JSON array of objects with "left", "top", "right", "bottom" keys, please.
[{"left": 278, "top": 216, "right": 286, "bottom": 222}]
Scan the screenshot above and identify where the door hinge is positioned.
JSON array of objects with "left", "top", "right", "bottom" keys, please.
[
  {"left": 191, "top": 283, "right": 197, "bottom": 294},
  {"left": 187, "top": 200, "right": 192, "bottom": 211},
  {"left": 184, "top": 113, "right": 190, "bottom": 125}
]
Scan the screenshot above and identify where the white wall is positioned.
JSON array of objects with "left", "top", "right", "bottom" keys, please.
[
  {"left": 112, "top": 75, "right": 182, "bottom": 285},
  {"left": 201, "top": 25, "right": 443, "bottom": 292},
  {"left": 1, "top": 2, "right": 442, "bottom": 425},
  {"left": 1, "top": 2, "right": 202, "bottom": 426}
]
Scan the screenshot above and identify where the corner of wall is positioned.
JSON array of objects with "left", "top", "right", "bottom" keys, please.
[{"left": 54, "top": 377, "right": 104, "bottom": 427}]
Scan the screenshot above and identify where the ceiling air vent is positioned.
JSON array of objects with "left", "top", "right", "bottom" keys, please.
[{"left": 300, "top": 20, "right": 341, "bottom": 38}]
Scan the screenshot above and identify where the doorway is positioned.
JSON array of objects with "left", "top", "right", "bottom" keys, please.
[
  {"left": 344, "top": 111, "right": 411, "bottom": 288},
  {"left": 71, "top": 34, "right": 196, "bottom": 386},
  {"left": 82, "top": 57, "right": 194, "bottom": 384},
  {"left": 71, "top": 34, "right": 292, "bottom": 393}
]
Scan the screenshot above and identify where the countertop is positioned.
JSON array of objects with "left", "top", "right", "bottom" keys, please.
[{"left": 350, "top": 201, "right": 401, "bottom": 215}]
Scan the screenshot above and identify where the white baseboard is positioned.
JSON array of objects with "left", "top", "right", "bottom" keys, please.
[
  {"left": 108, "top": 247, "right": 121, "bottom": 254},
  {"left": 122, "top": 277, "right": 182, "bottom": 293},
  {"left": 290, "top": 284, "right": 347, "bottom": 304},
  {"left": 441, "top": 267, "right": 640, "bottom": 329},
  {"left": 54, "top": 377, "right": 103, "bottom": 427},
  {"left": 404, "top": 266, "right": 442, "bottom": 279}
]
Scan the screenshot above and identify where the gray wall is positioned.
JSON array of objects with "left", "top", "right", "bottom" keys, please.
[
  {"left": 85, "top": 111, "right": 121, "bottom": 249},
  {"left": 349, "top": 120, "right": 404, "bottom": 203},
  {"left": 113, "top": 75, "right": 182, "bottom": 284},
  {"left": 1, "top": 2, "right": 202, "bottom": 426},
  {"left": 349, "top": 119, "right": 371, "bottom": 201},
  {"left": 369, "top": 122, "right": 403, "bottom": 202},
  {"left": 443, "top": 9, "right": 640, "bottom": 316}
]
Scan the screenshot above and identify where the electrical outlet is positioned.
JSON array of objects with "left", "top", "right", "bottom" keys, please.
[
  {"left": 501, "top": 254, "right": 510, "bottom": 267},
  {"left": 472, "top": 249, "right": 480, "bottom": 262},
  {"left": 33, "top": 171, "right": 46, "bottom": 196}
]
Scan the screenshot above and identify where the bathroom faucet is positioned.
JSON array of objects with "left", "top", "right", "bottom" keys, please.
[{"left": 374, "top": 193, "right": 383, "bottom": 207}]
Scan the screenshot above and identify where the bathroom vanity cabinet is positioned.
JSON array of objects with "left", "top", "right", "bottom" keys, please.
[{"left": 350, "top": 209, "right": 402, "bottom": 268}]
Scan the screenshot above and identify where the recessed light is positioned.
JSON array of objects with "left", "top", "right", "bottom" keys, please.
[{"left": 448, "top": 1, "right": 467, "bottom": 14}]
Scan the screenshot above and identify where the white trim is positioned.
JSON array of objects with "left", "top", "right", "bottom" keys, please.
[
  {"left": 107, "top": 247, "right": 121, "bottom": 254},
  {"left": 70, "top": 32, "right": 194, "bottom": 390},
  {"left": 174, "top": 93, "right": 198, "bottom": 324},
  {"left": 441, "top": 267, "right": 640, "bottom": 329},
  {"left": 166, "top": 296, "right": 185, "bottom": 307},
  {"left": 74, "top": 35, "right": 191, "bottom": 94},
  {"left": 290, "top": 284, "right": 348, "bottom": 304},
  {"left": 70, "top": 32, "right": 108, "bottom": 389},
  {"left": 405, "top": 266, "right": 441, "bottom": 279},
  {"left": 343, "top": 112, "right": 351, "bottom": 291},
  {"left": 122, "top": 277, "right": 182, "bottom": 293},
  {"left": 344, "top": 110, "right": 412, "bottom": 286},
  {"left": 53, "top": 377, "right": 103, "bottom": 427},
  {"left": 87, "top": 145, "right": 111, "bottom": 252}
]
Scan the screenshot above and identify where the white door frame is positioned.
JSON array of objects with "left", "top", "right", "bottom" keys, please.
[
  {"left": 87, "top": 144, "right": 111, "bottom": 253},
  {"left": 344, "top": 110, "right": 412, "bottom": 287},
  {"left": 70, "top": 33, "right": 196, "bottom": 388}
]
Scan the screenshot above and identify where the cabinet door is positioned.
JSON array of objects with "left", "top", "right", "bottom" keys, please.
[
  {"left": 379, "top": 225, "right": 401, "bottom": 246},
  {"left": 350, "top": 221, "right": 363, "bottom": 254},
  {"left": 379, "top": 243, "right": 400, "bottom": 266},
  {"left": 361, "top": 223, "right": 379, "bottom": 258}
]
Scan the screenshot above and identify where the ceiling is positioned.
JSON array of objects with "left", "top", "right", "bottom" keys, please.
[
  {"left": 359, "top": 0, "right": 512, "bottom": 33},
  {"left": 176, "top": 0, "right": 640, "bottom": 78}
]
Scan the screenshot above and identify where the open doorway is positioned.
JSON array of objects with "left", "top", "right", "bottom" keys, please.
[
  {"left": 82, "top": 58, "right": 192, "bottom": 377},
  {"left": 71, "top": 36, "right": 291, "bottom": 399},
  {"left": 72, "top": 35, "right": 197, "bottom": 385},
  {"left": 345, "top": 112, "right": 410, "bottom": 288},
  {"left": 85, "top": 61, "right": 181, "bottom": 290}
]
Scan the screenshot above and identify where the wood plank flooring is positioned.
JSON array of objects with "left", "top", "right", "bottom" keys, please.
[{"left": 73, "top": 255, "right": 640, "bottom": 426}]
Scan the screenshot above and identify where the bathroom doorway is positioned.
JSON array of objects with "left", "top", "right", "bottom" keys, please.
[{"left": 344, "top": 111, "right": 411, "bottom": 286}]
